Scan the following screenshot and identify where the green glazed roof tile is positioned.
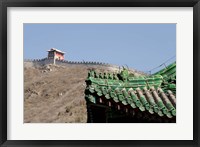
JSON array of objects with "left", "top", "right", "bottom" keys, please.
[
  {"left": 105, "top": 94, "right": 110, "bottom": 99},
  {"left": 85, "top": 62, "right": 176, "bottom": 119}
]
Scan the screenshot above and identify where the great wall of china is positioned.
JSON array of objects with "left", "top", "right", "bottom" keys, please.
[
  {"left": 24, "top": 58, "right": 112, "bottom": 67},
  {"left": 24, "top": 57, "right": 147, "bottom": 76},
  {"left": 24, "top": 48, "right": 147, "bottom": 75}
]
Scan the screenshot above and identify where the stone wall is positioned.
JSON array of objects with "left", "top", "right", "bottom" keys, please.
[
  {"left": 24, "top": 58, "right": 146, "bottom": 75},
  {"left": 24, "top": 58, "right": 112, "bottom": 67},
  {"left": 24, "top": 58, "right": 55, "bottom": 66},
  {"left": 55, "top": 59, "right": 111, "bottom": 67}
]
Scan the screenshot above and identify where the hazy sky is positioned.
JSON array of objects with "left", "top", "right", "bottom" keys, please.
[{"left": 24, "top": 23, "right": 176, "bottom": 73}]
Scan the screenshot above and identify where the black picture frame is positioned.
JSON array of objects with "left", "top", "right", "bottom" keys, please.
[{"left": 0, "top": 0, "right": 199, "bottom": 146}]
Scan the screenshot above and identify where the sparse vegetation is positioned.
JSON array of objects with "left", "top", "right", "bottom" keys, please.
[{"left": 24, "top": 63, "right": 145, "bottom": 123}]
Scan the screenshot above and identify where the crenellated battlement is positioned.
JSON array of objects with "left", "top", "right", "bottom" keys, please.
[
  {"left": 24, "top": 58, "right": 146, "bottom": 76},
  {"left": 24, "top": 58, "right": 112, "bottom": 67},
  {"left": 55, "top": 59, "right": 110, "bottom": 66}
]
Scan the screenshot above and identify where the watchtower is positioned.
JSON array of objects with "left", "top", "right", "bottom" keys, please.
[{"left": 47, "top": 48, "right": 65, "bottom": 60}]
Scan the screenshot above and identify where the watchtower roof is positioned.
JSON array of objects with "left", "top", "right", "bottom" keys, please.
[{"left": 47, "top": 48, "right": 65, "bottom": 54}]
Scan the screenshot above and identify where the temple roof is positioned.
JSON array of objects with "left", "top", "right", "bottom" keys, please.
[{"left": 85, "top": 62, "right": 176, "bottom": 119}]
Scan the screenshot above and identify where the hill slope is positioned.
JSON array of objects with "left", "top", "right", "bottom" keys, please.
[{"left": 24, "top": 63, "right": 145, "bottom": 123}]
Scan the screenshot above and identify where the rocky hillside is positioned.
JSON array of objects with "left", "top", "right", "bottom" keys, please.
[{"left": 24, "top": 63, "right": 145, "bottom": 123}]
